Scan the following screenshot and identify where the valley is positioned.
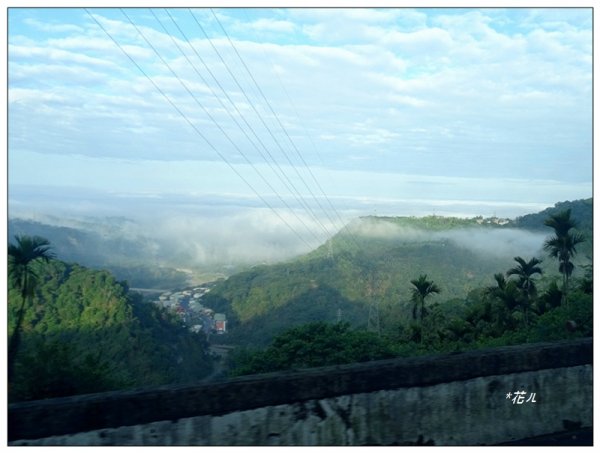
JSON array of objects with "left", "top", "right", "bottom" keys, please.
[{"left": 7, "top": 198, "right": 593, "bottom": 398}]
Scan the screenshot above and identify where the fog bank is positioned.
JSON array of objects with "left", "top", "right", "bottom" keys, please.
[
  {"left": 9, "top": 186, "right": 554, "bottom": 268},
  {"left": 352, "top": 218, "right": 548, "bottom": 260}
]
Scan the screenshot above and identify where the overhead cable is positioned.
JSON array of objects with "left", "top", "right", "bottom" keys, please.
[
  {"left": 241, "top": 9, "right": 363, "bottom": 248},
  {"left": 190, "top": 9, "right": 338, "bottom": 240},
  {"left": 154, "top": 8, "right": 334, "bottom": 244},
  {"left": 85, "top": 9, "right": 319, "bottom": 250},
  {"left": 132, "top": 9, "right": 324, "bottom": 245},
  {"left": 209, "top": 9, "right": 362, "bottom": 249}
]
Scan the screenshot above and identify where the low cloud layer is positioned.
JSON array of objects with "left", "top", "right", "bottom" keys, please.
[
  {"left": 9, "top": 187, "right": 557, "bottom": 270},
  {"left": 439, "top": 228, "right": 547, "bottom": 260},
  {"left": 150, "top": 208, "right": 331, "bottom": 267},
  {"left": 351, "top": 218, "right": 548, "bottom": 260},
  {"left": 9, "top": 200, "right": 333, "bottom": 269}
]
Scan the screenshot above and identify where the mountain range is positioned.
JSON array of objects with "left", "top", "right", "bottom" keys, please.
[
  {"left": 8, "top": 198, "right": 592, "bottom": 348},
  {"left": 201, "top": 198, "right": 592, "bottom": 346}
]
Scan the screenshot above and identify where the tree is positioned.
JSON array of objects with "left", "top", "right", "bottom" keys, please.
[
  {"left": 229, "top": 322, "right": 396, "bottom": 376},
  {"left": 536, "top": 280, "right": 563, "bottom": 315},
  {"left": 7, "top": 235, "right": 54, "bottom": 382},
  {"left": 10, "top": 339, "right": 123, "bottom": 402},
  {"left": 506, "top": 257, "right": 543, "bottom": 327},
  {"left": 578, "top": 264, "right": 593, "bottom": 295},
  {"left": 481, "top": 273, "right": 520, "bottom": 334},
  {"left": 410, "top": 274, "right": 440, "bottom": 343},
  {"left": 543, "top": 209, "right": 585, "bottom": 305},
  {"left": 486, "top": 273, "right": 519, "bottom": 309}
]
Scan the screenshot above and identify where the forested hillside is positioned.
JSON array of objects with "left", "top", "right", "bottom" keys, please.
[
  {"left": 8, "top": 259, "right": 213, "bottom": 402},
  {"left": 515, "top": 198, "right": 592, "bottom": 232},
  {"left": 203, "top": 199, "right": 592, "bottom": 347},
  {"left": 7, "top": 218, "right": 192, "bottom": 288},
  {"left": 225, "top": 200, "right": 592, "bottom": 376}
]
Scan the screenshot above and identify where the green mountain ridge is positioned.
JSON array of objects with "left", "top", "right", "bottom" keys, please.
[
  {"left": 514, "top": 198, "right": 593, "bottom": 232},
  {"left": 202, "top": 198, "right": 592, "bottom": 347}
]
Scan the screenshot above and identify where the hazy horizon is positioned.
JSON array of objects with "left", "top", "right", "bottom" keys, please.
[
  {"left": 8, "top": 190, "right": 581, "bottom": 271},
  {"left": 8, "top": 7, "right": 592, "bottom": 264}
]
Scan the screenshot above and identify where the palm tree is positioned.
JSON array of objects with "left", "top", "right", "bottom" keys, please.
[
  {"left": 506, "top": 256, "right": 543, "bottom": 326},
  {"left": 543, "top": 209, "right": 584, "bottom": 305},
  {"left": 8, "top": 235, "right": 54, "bottom": 382},
  {"left": 486, "top": 273, "right": 521, "bottom": 311},
  {"left": 410, "top": 274, "right": 440, "bottom": 343},
  {"left": 485, "top": 273, "right": 520, "bottom": 332},
  {"left": 486, "top": 273, "right": 517, "bottom": 303},
  {"left": 536, "top": 280, "right": 563, "bottom": 315}
]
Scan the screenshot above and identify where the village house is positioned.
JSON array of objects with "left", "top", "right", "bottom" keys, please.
[{"left": 214, "top": 313, "right": 227, "bottom": 334}]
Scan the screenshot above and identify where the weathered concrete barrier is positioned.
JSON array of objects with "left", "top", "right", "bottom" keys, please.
[{"left": 8, "top": 337, "right": 593, "bottom": 445}]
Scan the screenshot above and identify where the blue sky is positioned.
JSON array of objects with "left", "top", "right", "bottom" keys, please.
[{"left": 7, "top": 6, "right": 593, "bottom": 256}]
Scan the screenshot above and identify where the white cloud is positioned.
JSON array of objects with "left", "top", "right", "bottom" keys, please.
[
  {"left": 23, "top": 17, "right": 84, "bottom": 34},
  {"left": 9, "top": 88, "right": 66, "bottom": 104},
  {"left": 47, "top": 35, "right": 122, "bottom": 51},
  {"left": 150, "top": 208, "right": 326, "bottom": 265},
  {"left": 441, "top": 228, "right": 547, "bottom": 260},
  {"left": 8, "top": 7, "right": 592, "bottom": 235},
  {"left": 351, "top": 218, "right": 548, "bottom": 260},
  {"left": 346, "top": 127, "right": 400, "bottom": 146},
  {"left": 297, "top": 9, "right": 403, "bottom": 45},
  {"left": 372, "top": 26, "right": 454, "bottom": 54},
  {"left": 431, "top": 10, "right": 495, "bottom": 38},
  {"left": 9, "top": 62, "right": 108, "bottom": 84},
  {"left": 521, "top": 8, "right": 592, "bottom": 33},
  {"left": 389, "top": 94, "right": 429, "bottom": 108},
  {"left": 334, "top": 9, "right": 403, "bottom": 24},
  {"left": 9, "top": 44, "right": 117, "bottom": 68},
  {"left": 246, "top": 18, "right": 297, "bottom": 33}
]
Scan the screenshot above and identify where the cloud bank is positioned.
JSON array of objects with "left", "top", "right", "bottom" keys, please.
[
  {"left": 351, "top": 217, "right": 548, "bottom": 260},
  {"left": 7, "top": 7, "right": 591, "bottom": 269}
]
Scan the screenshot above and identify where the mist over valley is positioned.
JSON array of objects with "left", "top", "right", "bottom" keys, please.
[{"left": 8, "top": 198, "right": 591, "bottom": 295}]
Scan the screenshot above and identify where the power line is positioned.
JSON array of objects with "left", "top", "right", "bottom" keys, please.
[
  {"left": 210, "top": 9, "right": 362, "bottom": 250},
  {"left": 190, "top": 9, "right": 338, "bottom": 241},
  {"left": 240, "top": 9, "right": 363, "bottom": 249},
  {"left": 131, "top": 9, "right": 324, "bottom": 246},
  {"left": 209, "top": 10, "right": 336, "bottom": 227},
  {"left": 85, "top": 9, "right": 318, "bottom": 251},
  {"left": 154, "top": 8, "right": 334, "bottom": 244}
]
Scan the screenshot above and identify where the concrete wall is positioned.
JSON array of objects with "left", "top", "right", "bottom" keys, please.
[{"left": 8, "top": 337, "right": 593, "bottom": 446}]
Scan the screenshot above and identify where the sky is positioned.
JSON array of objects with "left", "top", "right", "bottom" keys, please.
[{"left": 5, "top": 5, "right": 594, "bottom": 258}]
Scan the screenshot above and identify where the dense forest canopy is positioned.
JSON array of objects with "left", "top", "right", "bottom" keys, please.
[{"left": 7, "top": 259, "right": 213, "bottom": 402}]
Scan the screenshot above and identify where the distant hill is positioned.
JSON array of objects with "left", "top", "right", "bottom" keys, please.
[
  {"left": 514, "top": 198, "right": 592, "bottom": 232},
  {"left": 203, "top": 199, "right": 593, "bottom": 347},
  {"left": 10, "top": 199, "right": 591, "bottom": 291},
  {"left": 514, "top": 197, "right": 592, "bottom": 265},
  {"left": 8, "top": 218, "right": 192, "bottom": 288}
]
